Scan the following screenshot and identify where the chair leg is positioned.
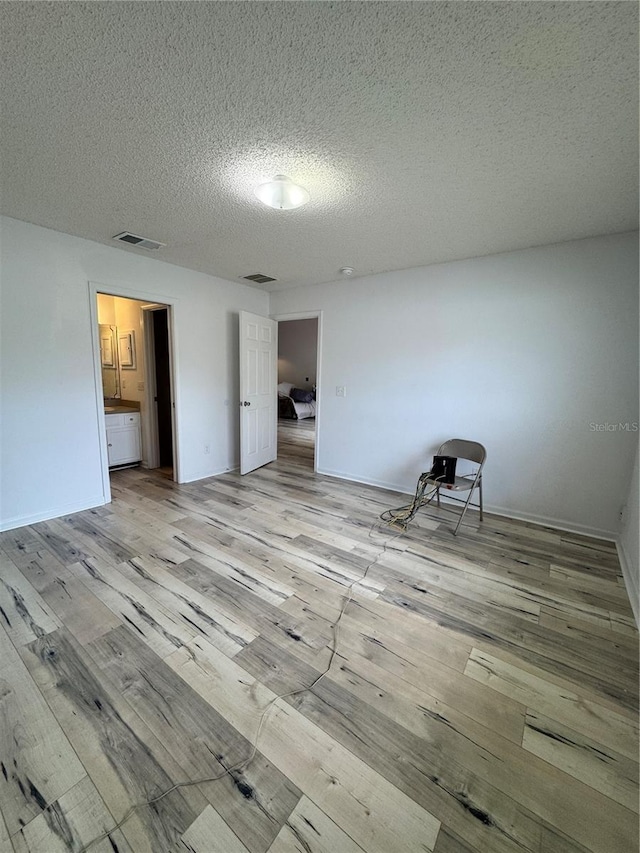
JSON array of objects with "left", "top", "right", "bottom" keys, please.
[
  {"left": 479, "top": 477, "right": 483, "bottom": 522},
  {"left": 436, "top": 486, "right": 440, "bottom": 508},
  {"left": 453, "top": 487, "right": 476, "bottom": 536}
]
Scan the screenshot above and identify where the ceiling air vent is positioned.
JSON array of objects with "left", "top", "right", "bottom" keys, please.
[
  {"left": 112, "top": 232, "right": 165, "bottom": 250},
  {"left": 242, "top": 272, "right": 277, "bottom": 284}
]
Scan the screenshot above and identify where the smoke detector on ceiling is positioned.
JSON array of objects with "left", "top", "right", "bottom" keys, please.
[
  {"left": 112, "top": 232, "right": 165, "bottom": 250},
  {"left": 340, "top": 267, "right": 355, "bottom": 276}
]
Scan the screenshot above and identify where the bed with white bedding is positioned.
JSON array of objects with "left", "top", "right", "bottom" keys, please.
[{"left": 277, "top": 382, "right": 316, "bottom": 420}]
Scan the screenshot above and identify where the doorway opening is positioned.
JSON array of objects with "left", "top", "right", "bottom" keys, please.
[
  {"left": 94, "top": 291, "right": 176, "bottom": 495},
  {"left": 276, "top": 315, "right": 320, "bottom": 473},
  {"left": 144, "top": 305, "right": 174, "bottom": 478}
]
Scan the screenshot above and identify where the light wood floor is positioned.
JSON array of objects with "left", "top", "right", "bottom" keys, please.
[{"left": 0, "top": 423, "right": 637, "bottom": 853}]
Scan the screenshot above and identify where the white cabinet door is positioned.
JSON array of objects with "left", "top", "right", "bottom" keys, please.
[{"left": 106, "top": 425, "right": 141, "bottom": 466}]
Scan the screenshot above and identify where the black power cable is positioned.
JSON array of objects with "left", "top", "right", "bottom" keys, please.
[{"left": 379, "top": 470, "right": 443, "bottom": 530}]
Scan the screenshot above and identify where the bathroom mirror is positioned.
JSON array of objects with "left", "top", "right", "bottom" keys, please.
[{"left": 99, "top": 324, "right": 121, "bottom": 399}]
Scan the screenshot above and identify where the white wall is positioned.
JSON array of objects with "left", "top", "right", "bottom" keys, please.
[
  {"left": 97, "top": 292, "right": 116, "bottom": 325},
  {"left": 270, "top": 232, "right": 639, "bottom": 538},
  {"left": 0, "top": 216, "right": 268, "bottom": 530},
  {"left": 278, "top": 318, "right": 318, "bottom": 389},
  {"left": 1, "top": 218, "right": 636, "bottom": 540},
  {"left": 618, "top": 441, "right": 639, "bottom": 625},
  {"left": 113, "top": 296, "right": 147, "bottom": 405},
  {"left": 97, "top": 294, "right": 147, "bottom": 405}
]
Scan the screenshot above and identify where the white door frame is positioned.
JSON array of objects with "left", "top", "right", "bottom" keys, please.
[
  {"left": 88, "top": 281, "right": 181, "bottom": 506},
  {"left": 271, "top": 310, "right": 322, "bottom": 473}
]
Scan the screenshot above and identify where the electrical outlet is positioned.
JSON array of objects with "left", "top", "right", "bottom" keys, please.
[
  {"left": 204, "top": 444, "right": 210, "bottom": 454},
  {"left": 336, "top": 386, "right": 346, "bottom": 397}
]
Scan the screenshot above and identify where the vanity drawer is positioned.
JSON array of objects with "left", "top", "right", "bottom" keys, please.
[{"left": 105, "top": 412, "right": 140, "bottom": 427}]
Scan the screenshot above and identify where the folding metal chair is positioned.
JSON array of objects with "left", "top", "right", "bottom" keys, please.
[{"left": 424, "top": 439, "right": 486, "bottom": 535}]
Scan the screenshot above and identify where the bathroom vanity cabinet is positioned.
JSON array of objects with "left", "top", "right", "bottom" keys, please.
[{"left": 105, "top": 411, "right": 141, "bottom": 467}]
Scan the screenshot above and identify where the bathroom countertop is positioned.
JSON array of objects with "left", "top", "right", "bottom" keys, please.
[{"left": 104, "top": 405, "right": 139, "bottom": 414}]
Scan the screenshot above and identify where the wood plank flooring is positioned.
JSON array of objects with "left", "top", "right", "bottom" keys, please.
[{"left": 1, "top": 417, "right": 638, "bottom": 853}]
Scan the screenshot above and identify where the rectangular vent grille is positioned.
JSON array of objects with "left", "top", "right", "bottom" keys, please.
[
  {"left": 243, "top": 272, "right": 277, "bottom": 284},
  {"left": 112, "top": 232, "right": 165, "bottom": 251}
]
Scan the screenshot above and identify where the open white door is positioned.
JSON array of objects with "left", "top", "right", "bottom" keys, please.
[{"left": 239, "top": 311, "right": 278, "bottom": 475}]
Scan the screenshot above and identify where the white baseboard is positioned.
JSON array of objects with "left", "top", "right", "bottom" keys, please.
[
  {"left": 484, "top": 504, "right": 616, "bottom": 542},
  {"left": 180, "top": 464, "right": 238, "bottom": 484},
  {"left": 616, "top": 539, "right": 639, "bottom": 628},
  {"left": 0, "top": 495, "right": 108, "bottom": 532},
  {"left": 0, "top": 463, "right": 239, "bottom": 531},
  {"left": 316, "top": 467, "right": 617, "bottom": 541},
  {"left": 317, "top": 467, "right": 412, "bottom": 496}
]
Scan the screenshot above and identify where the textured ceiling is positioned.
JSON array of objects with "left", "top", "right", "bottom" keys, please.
[{"left": 0, "top": 2, "right": 637, "bottom": 291}]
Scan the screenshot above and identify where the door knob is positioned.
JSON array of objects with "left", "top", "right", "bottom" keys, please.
[{"left": 243, "top": 401, "right": 251, "bottom": 406}]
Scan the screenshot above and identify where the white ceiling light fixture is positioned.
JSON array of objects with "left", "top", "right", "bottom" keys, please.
[{"left": 254, "top": 175, "right": 310, "bottom": 210}]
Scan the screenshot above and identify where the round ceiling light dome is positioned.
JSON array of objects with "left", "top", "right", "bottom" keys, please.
[{"left": 254, "top": 175, "right": 310, "bottom": 210}]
